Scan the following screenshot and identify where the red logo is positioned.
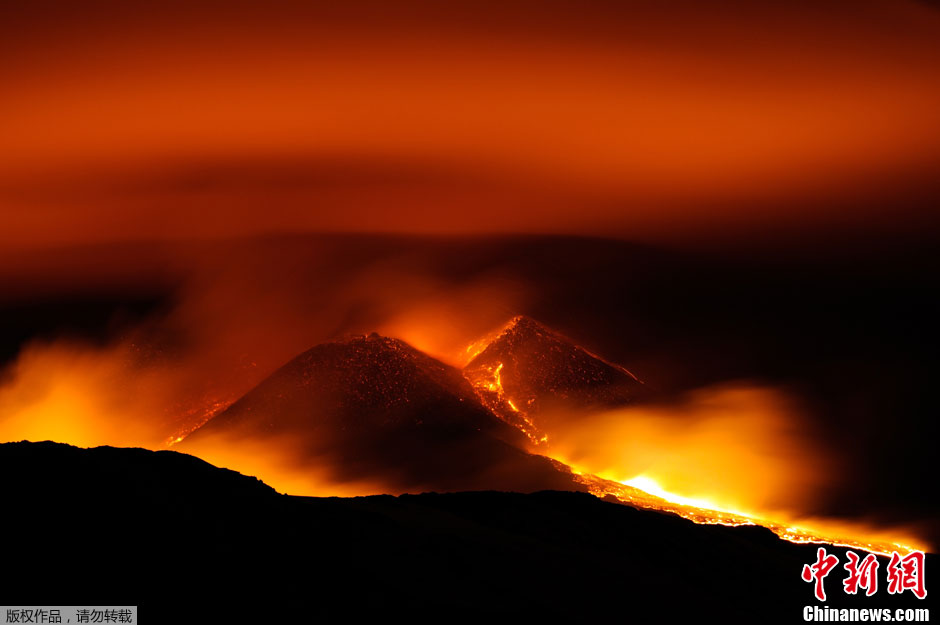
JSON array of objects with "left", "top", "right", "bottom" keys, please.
[
  {"left": 887, "top": 551, "right": 927, "bottom": 599},
  {"left": 802, "top": 547, "right": 840, "bottom": 601},
  {"left": 843, "top": 551, "right": 879, "bottom": 596},
  {"left": 802, "top": 548, "right": 927, "bottom": 601}
]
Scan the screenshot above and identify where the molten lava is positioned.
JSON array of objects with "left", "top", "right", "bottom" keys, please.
[
  {"left": 464, "top": 316, "right": 646, "bottom": 444},
  {"left": 461, "top": 317, "right": 927, "bottom": 556},
  {"left": 570, "top": 471, "right": 922, "bottom": 557}
]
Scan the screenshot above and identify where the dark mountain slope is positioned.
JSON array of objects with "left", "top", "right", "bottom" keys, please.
[
  {"left": 464, "top": 316, "right": 648, "bottom": 439},
  {"left": 182, "top": 333, "right": 581, "bottom": 493},
  {"left": 2, "top": 442, "right": 931, "bottom": 622}
]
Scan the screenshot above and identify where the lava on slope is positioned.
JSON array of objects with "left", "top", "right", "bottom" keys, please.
[
  {"left": 181, "top": 333, "right": 582, "bottom": 494},
  {"left": 462, "top": 317, "right": 925, "bottom": 555},
  {"left": 463, "top": 315, "right": 646, "bottom": 444}
]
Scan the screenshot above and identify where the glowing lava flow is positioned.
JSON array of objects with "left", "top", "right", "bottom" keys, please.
[
  {"left": 467, "top": 361, "right": 547, "bottom": 445},
  {"left": 569, "top": 470, "right": 923, "bottom": 557},
  {"left": 460, "top": 330, "right": 926, "bottom": 557},
  {"left": 164, "top": 395, "right": 234, "bottom": 447}
]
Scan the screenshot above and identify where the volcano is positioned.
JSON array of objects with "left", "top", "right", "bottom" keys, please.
[
  {"left": 182, "top": 333, "right": 581, "bottom": 494},
  {"left": 463, "top": 316, "right": 647, "bottom": 442}
]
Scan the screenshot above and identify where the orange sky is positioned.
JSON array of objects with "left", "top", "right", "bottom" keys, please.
[{"left": 2, "top": 0, "right": 939, "bottom": 248}]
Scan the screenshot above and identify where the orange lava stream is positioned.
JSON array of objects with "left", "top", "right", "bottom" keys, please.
[
  {"left": 461, "top": 329, "right": 927, "bottom": 557},
  {"left": 467, "top": 360, "right": 547, "bottom": 446},
  {"left": 566, "top": 468, "right": 924, "bottom": 557}
]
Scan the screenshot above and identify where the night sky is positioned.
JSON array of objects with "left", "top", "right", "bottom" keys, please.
[{"left": 1, "top": 0, "right": 939, "bottom": 248}]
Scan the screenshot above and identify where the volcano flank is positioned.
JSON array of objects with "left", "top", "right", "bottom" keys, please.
[
  {"left": 464, "top": 316, "right": 647, "bottom": 441},
  {"left": 182, "top": 332, "right": 582, "bottom": 494}
]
